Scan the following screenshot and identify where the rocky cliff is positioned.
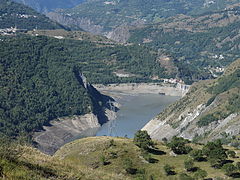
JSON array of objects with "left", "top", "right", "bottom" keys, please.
[
  {"left": 47, "top": 12, "right": 103, "bottom": 34},
  {"left": 143, "top": 59, "right": 240, "bottom": 143}
]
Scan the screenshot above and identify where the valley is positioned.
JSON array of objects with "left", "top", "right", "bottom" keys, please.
[
  {"left": 0, "top": 0, "right": 240, "bottom": 179},
  {"left": 33, "top": 82, "right": 184, "bottom": 155}
]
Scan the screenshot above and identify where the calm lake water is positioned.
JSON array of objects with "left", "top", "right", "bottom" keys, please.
[{"left": 96, "top": 94, "right": 180, "bottom": 138}]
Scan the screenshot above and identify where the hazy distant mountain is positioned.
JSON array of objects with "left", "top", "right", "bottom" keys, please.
[
  {"left": 13, "top": 0, "right": 85, "bottom": 13},
  {"left": 0, "top": 0, "right": 66, "bottom": 29},
  {"left": 128, "top": 6, "right": 240, "bottom": 83},
  {"left": 47, "top": 0, "right": 240, "bottom": 34}
]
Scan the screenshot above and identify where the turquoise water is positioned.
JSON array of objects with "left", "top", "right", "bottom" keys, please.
[{"left": 96, "top": 94, "right": 180, "bottom": 138}]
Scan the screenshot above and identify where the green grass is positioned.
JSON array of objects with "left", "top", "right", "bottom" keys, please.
[
  {"left": 55, "top": 136, "right": 240, "bottom": 179},
  {"left": 2, "top": 136, "right": 240, "bottom": 179}
]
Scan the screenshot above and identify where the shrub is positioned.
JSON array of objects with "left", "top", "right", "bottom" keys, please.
[
  {"left": 190, "top": 149, "right": 204, "bottom": 161},
  {"left": 206, "top": 96, "right": 216, "bottom": 106},
  {"left": 227, "top": 150, "right": 236, "bottom": 158},
  {"left": 142, "top": 151, "right": 155, "bottom": 163},
  {"left": 163, "top": 164, "right": 175, "bottom": 176},
  {"left": 202, "top": 140, "right": 227, "bottom": 167},
  {"left": 99, "top": 154, "right": 107, "bottom": 165},
  {"left": 0, "top": 135, "right": 25, "bottom": 161},
  {"left": 236, "top": 162, "right": 240, "bottom": 170},
  {"left": 179, "top": 173, "right": 194, "bottom": 180},
  {"left": 184, "top": 159, "right": 194, "bottom": 172},
  {"left": 167, "top": 136, "right": 192, "bottom": 154},
  {"left": 222, "top": 163, "right": 236, "bottom": 176},
  {"left": 123, "top": 158, "right": 137, "bottom": 175},
  {"left": 197, "top": 114, "right": 218, "bottom": 127},
  {"left": 193, "top": 169, "right": 208, "bottom": 179},
  {"left": 134, "top": 130, "right": 153, "bottom": 150}
]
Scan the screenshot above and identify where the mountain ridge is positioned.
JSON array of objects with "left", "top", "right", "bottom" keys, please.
[
  {"left": 47, "top": 0, "right": 240, "bottom": 35},
  {"left": 13, "top": 0, "right": 85, "bottom": 13},
  {"left": 0, "top": 0, "right": 66, "bottom": 30}
]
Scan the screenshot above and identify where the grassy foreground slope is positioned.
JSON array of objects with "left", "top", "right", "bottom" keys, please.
[
  {"left": 1, "top": 135, "right": 240, "bottom": 179},
  {"left": 4, "top": 136, "right": 238, "bottom": 180}
]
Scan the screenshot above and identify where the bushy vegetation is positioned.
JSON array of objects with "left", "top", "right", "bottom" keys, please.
[
  {"left": 197, "top": 113, "right": 219, "bottom": 127},
  {"left": 197, "top": 68, "right": 240, "bottom": 127},
  {"left": 133, "top": 130, "right": 153, "bottom": 151},
  {"left": 54, "top": 135, "right": 240, "bottom": 179},
  {"left": 163, "top": 164, "right": 175, "bottom": 176},
  {"left": 167, "top": 136, "right": 192, "bottom": 154},
  {"left": 208, "top": 69, "right": 240, "bottom": 95},
  {"left": 202, "top": 140, "right": 227, "bottom": 168}
]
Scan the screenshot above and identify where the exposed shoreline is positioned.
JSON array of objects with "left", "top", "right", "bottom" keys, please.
[
  {"left": 34, "top": 82, "right": 189, "bottom": 155},
  {"left": 94, "top": 82, "right": 190, "bottom": 98}
]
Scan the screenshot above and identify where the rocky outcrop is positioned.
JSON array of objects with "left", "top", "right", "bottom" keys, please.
[
  {"left": 143, "top": 98, "right": 240, "bottom": 142},
  {"left": 143, "top": 59, "right": 240, "bottom": 142},
  {"left": 47, "top": 12, "right": 104, "bottom": 34},
  {"left": 33, "top": 114, "right": 100, "bottom": 155},
  {"left": 106, "top": 25, "right": 130, "bottom": 43}
]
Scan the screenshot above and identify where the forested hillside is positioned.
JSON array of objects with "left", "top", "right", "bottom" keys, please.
[
  {"left": 0, "top": 35, "right": 107, "bottom": 137},
  {"left": 0, "top": 0, "right": 65, "bottom": 29},
  {"left": 129, "top": 7, "right": 240, "bottom": 84},
  {"left": 0, "top": 34, "right": 170, "bottom": 137}
]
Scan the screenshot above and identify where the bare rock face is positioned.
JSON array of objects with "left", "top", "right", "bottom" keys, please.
[
  {"left": 47, "top": 12, "right": 104, "bottom": 35},
  {"left": 143, "top": 59, "right": 240, "bottom": 142},
  {"left": 34, "top": 114, "right": 100, "bottom": 155},
  {"left": 143, "top": 101, "right": 240, "bottom": 143},
  {"left": 106, "top": 25, "right": 130, "bottom": 43},
  {"left": 106, "top": 20, "right": 145, "bottom": 43}
]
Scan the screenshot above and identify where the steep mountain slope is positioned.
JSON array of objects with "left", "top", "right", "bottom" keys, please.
[
  {"left": 47, "top": 0, "right": 240, "bottom": 36},
  {"left": 0, "top": 0, "right": 65, "bottom": 30},
  {"left": 128, "top": 6, "right": 240, "bottom": 84},
  {"left": 13, "top": 0, "right": 85, "bottom": 13},
  {"left": 143, "top": 59, "right": 240, "bottom": 143},
  {"left": 0, "top": 31, "right": 173, "bottom": 139},
  {"left": 0, "top": 35, "right": 116, "bottom": 137}
]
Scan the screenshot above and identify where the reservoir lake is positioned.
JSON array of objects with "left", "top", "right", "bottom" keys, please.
[{"left": 96, "top": 93, "right": 180, "bottom": 138}]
